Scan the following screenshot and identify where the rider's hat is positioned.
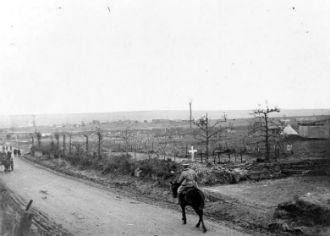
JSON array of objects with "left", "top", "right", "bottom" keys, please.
[{"left": 182, "top": 162, "right": 190, "bottom": 168}]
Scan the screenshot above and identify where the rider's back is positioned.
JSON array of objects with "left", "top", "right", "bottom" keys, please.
[{"left": 179, "top": 168, "right": 197, "bottom": 187}]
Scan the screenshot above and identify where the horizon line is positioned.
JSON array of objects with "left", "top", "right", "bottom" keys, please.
[{"left": 1, "top": 107, "right": 330, "bottom": 117}]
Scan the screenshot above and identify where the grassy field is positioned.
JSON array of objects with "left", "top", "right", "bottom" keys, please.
[
  {"left": 205, "top": 176, "right": 330, "bottom": 208},
  {"left": 203, "top": 176, "right": 330, "bottom": 235}
]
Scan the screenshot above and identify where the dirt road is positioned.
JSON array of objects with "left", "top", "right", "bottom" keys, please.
[{"left": 0, "top": 157, "right": 250, "bottom": 236}]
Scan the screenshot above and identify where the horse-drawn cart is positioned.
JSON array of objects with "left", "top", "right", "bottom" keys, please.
[{"left": 0, "top": 152, "right": 13, "bottom": 172}]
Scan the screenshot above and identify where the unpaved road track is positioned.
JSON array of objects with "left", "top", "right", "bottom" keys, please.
[{"left": 0, "top": 157, "right": 250, "bottom": 236}]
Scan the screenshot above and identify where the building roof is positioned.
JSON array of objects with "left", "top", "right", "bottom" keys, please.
[
  {"left": 298, "top": 117, "right": 330, "bottom": 126},
  {"left": 282, "top": 124, "right": 298, "bottom": 136}
]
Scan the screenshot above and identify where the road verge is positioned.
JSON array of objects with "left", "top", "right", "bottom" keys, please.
[{"left": 0, "top": 179, "right": 72, "bottom": 236}]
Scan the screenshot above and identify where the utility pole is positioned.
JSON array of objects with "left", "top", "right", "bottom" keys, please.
[
  {"left": 32, "top": 115, "right": 36, "bottom": 132},
  {"left": 189, "top": 100, "right": 192, "bottom": 128}
]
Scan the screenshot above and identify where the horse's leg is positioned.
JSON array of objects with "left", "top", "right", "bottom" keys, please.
[
  {"left": 181, "top": 204, "right": 186, "bottom": 224},
  {"left": 193, "top": 207, "right": 201, "bottom": 228},
  {"left": 199, "top": 209, "right": 207, "bottom": 233}
]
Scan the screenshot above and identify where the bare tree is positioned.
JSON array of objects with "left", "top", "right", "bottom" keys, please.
[
  {"left": 193, "top": 113, "right": 226, "bottom": 160},
  {"left": 73, "top": 143, "right": 83, "bottom": 157},
  {"left": 83, "top": 134, "right": 89, "bottom": 154},
  {"left": 157, "top": 129, "right": 170, "bottom": 160},
  {"left": 145, "top": 135, "right": 155, "bottom": 159},
  {"left": 35, "top": 132, "right": 42, "bottom": 148},
  {"left": 171, "top": 141, "right": 181, "bottom": 161},
  {"left": 31, "top": 134, "right": 35, "bottom": 147},
  {"left": 69, "top": 133, "right": 72, "bottom": 155},
  {"left": 50, "top": 137, "right": 56, "bottom": 157},
  {"left": 62, "top": 134, "right": 66, "bottom": 157},
  {"left": 30, "top": 133, "right": 35, "bottom": 155},
  {"left": 121, "top": 127, "right": 134, "bottom": 155},
  {"left": 249, "top": 105, "right": 281, "bottom": 162},
  {"left": 96, "top": 129, "right": 103, "bottom": 159},
  {"left": 54, "top": 133, "right": 60, "bottom": 151}
]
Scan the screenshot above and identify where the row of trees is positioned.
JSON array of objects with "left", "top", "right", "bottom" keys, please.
[
  {"left": 192, "top": 105, "right": 283, "bottom": 162},
  {"left": 31, "top": 129, "right": 104, "bottom": 159},
  {"left": 30, "top": 105, "right": 283, "bottom": 163},
  {"left": 31, "top": 128, "right": 181, "bottom": 160}
]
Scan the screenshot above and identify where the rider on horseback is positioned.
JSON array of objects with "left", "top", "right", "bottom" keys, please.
[
  {"left": 177, "top": 163, "right": 198, "bottom": 203},
  {"left": 171, "top": 163, "right": 207, "bottom": 232}
]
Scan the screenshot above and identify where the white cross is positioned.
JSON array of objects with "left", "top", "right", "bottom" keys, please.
[{"left": 188, "top": 146, "right": 197, "bottom": 161}]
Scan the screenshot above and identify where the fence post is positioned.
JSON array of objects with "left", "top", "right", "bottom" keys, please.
[
  {"left": 69, "top": 134, "right": 72, "bottom": 155},
  {"left": 213, "top": 150, "right": 216, "bottom": 164},
  {"left": 63, "top": 134, "right": 66, "bottom": 157}
]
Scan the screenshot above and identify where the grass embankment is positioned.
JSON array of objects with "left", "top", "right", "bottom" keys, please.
[
  {"left": 0, "top": 182, "right": 22, "bottom": 235},
  {"left": 0, "top": 180, "right": 71, "bottom": 236}
]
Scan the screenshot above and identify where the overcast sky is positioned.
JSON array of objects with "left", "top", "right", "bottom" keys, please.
[{"left": 0, "top": 0, "right": 329, "bottom": 115}]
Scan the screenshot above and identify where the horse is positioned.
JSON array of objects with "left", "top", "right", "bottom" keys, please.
[
  {"left": 0, "top": 152, "right": 11, "bottom": 172},
  {"left": 170, "top": 181, "right": 207, "bottom": 233}
]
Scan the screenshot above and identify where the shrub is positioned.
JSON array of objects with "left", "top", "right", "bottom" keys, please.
[
  {"left": 102, "top": 155, "right": 179, "bottom": 182},
  {"left": 33, "top": 143, "right": 179, "bottom": 184},
  {"left": 79, "top": 155, "right": 100, "bottom": 170},
  {"left": 33, "top": 143, "right": 56, "bottom": 156},
  {"left": 65, "top": 154, "right": 80, "bottom": 166},
  {"left": 136, "top": 158, "right": 179, "bottom": 181},
  {"left": 102, "top": 154, "right": 134, "bottom": 175}
]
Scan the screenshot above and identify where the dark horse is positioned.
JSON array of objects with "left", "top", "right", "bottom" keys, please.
[{"left": 170, "top": 181, "right": 207, "bottom": 233}]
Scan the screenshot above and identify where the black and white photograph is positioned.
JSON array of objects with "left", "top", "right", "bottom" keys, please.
[{"left": 0, "top": 0, "right": 329, "bottom": 235}]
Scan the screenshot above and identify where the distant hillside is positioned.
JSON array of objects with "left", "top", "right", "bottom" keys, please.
[{"left": 1, "top": 109, "right": 330, "bottom": 128}]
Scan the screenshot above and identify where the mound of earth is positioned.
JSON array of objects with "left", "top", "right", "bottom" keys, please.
[
  {"left": 271, "top": 192, "right": 330, "bottom": 235},
  {"left": 190, "top": 163, "right": 249, "bottom": 185}
]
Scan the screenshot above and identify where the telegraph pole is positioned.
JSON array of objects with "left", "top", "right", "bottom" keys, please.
[
  {"left": 32, "top": 115, "right": 36, "bottom": 132},
  {"left": 189, "top": 100, "right": 192, "bottom": 128}
]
